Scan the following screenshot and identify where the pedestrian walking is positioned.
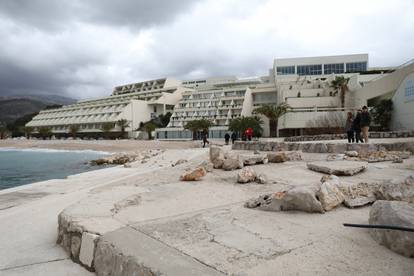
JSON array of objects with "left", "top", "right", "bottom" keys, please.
[
  {"left": 360, "top": 106, "right": 371, "bottom": 143},
  {"left": 231, "top": 132, "right": 237, "bottom": 144},
  {"left": 224, "top": 133, "right": 230, "bottom": 145},
  {"left": 202, "top": 131, "right": 209, "bottom": 148},
  {"left": 345, "top": 112, "right": 354, "bottom": 143},
  {"left": 353, "top": 109, "right": 364, "bottom": 143}
]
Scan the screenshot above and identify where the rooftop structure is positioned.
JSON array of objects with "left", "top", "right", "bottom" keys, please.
[{"left": 274, "top": 53, "right": 368, "bottom": 76}]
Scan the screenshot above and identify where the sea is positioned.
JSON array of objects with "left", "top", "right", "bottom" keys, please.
[{"left": 0, "top": 148, "right": 109, "bottom": 190}]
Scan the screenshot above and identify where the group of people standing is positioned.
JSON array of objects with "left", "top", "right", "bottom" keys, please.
[{"left": 345, "top": 106, "right": 371, "bottom": 143}]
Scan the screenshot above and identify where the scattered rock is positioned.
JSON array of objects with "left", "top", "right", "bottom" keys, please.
[
  {"left": 180, "top": 167, "right": 207, "bottom": 181},
  {"left": 375, "top": 175, "right": 414, "bottom": 203},
  {"left": 245, "top": 187, "right": 325, "bottom": 213},
  {"left": 307, "top": 161, "right": 368, "bottom": 176},
  {"left": 237, "top": 167, "right": 257, "bottom": 183},
  {"left": 210, "top": 146, "right": 225, "bottom": 169},
  {"left": 239, "top": 153, "right": 268, "bottom": 166},
  {"left": 267, "top": 151, "right": 303, "bottom": 163},
  {"left": 392, "top": 157, "right": 403, "bottom": 163},
  {"left": 345, "top": 151, "right": 359, "bottom": 157},
  {"left": 317, "top": 180, "right": 345, "bottom": 211},
  {"left": 198, "top": 161, "right": 214, "bottom": 172},
  {"left": 359, "top": 151, "right": 411, "bottom": 163},
  {"left": 326, "top": 154, "right": 345, "bottom": 161},
  {"left": 369, "top": 200, "right": 414, "bottom": 258},
  {"left": 172, "top": 159, "right": 188, "bottom": 167},
  {"left": 338, "top": 181, "right": 380, "bottom": 208},
  {"left": 222, "top": 152, "right": 243, "bottom": 171},
  {"left": 255, "top": 174, "right": 267, "bottom": 184}
]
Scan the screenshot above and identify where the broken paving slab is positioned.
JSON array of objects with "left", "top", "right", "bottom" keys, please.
[{"left": 307, "top": 161, "right": 368, "bottom": 176}]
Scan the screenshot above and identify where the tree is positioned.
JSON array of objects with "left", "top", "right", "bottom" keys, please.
[
  {"left": 253, "top": 103, "right": 290, "bottom": 137},
  {"left": 69, "top": 125, "right": 80, "bottom": 139},
  {"left": 101, "top": 122, "right": 114, "bottom": 139},
  {"left": 143, "top": 122, "right": 157, "bottom": 140},
  {"left": 330, "top": 76, "right": 350, "bottom": 108},
  {"left": 0, "top": 122, "right": 8, "bottom": 139},
  {"left": 117, "top": 119, "right": 129, "bottom": 139},
  {"left": 228, "top": 116, "right": 263, "bottom": 138},
  {"left": 24, "top": 126, "right": 33, "bottom": 139},
  {"left": 184, "top": 119, "right": 213, "bottom": 140},
  {"left": 38, "top": 126, "right": 52, "bottom": 139},
  {"left": 371, "top": 99, "right": 393, "bottom": 131}
]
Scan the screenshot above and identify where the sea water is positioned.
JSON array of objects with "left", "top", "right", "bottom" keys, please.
[{"left": 0, "top": 148, "right": 109, "bottom": 190}]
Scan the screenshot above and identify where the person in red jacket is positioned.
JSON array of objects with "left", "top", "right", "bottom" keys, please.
[{"left": 245, "top": 127, "right": 253, "bottom": 141}]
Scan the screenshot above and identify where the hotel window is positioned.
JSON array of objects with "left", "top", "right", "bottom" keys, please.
[
  {"left": 346, "top": 62, "right": 367, "bottom": 73},
  {"left": 276, "top": 66, "right": 295, "bottom": 75},
  {"left": 324, "top": 63, "right": 344, "bottom": 74},
  {"left": 297, "top": 64, "right": 322, "bottom": 75}
]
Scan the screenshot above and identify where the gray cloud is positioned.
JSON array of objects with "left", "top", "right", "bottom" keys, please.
[{"left": 0, "top": 0, "right": 413, "bottom": 100}]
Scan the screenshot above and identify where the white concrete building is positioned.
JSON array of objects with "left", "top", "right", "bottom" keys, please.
[
  {"left": 26, "top": 54, "right": 412, "bottom": 139},
  {"left": 26, "top": 78, "right": 188, "bottom": 138}
]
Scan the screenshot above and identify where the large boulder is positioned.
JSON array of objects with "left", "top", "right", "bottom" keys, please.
[
  {"left": 237, "top": 167, "right": 257, "bottom": 183},
  {"left": 267, "top": 151, "right": 302, "bottom": 163},
  {"left": 222, "top": 152, "right": 243, "bottom": 171},
  {"left": 307, "top": 161, "right": 368, "bottom": 176},
  {"left": 239, "top": 153, "right": 268, "bottom": 166},
  {"left": 210, "top": 146, "right": 225, "bottom": 169},
  {"left": 180, "top": 167, "right": 207, "bottom": 181},
  {"left": 375, "top": 175, "right": 414, "bottom": 203},
  {"left": 317, "top": 177, "right": 345, "bottom": 211},
  {"left": 245, "top": 187, "right": 324, "bottom": 213},
  {"left": 369, "top": 200, "right": 414, "bottom": 258}
]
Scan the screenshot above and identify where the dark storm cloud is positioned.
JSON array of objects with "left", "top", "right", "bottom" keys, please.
[
  {"left": 0, "top": 0, "right": 200, "bottom": 31},
  {"left": 0, "top": 0, "right": 412, "bottom": 100}
]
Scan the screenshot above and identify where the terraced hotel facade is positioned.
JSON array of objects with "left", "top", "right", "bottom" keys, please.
[{"left": 26, "top": 54, "right": 414, "bottom": 138}]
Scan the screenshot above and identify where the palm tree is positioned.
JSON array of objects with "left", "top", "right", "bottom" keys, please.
[
  {"left": 24, "top": 126, "right": 33, "bottom": 139},
  {"left": 117, "top": 119, "right": 129, "bottom": 139},
  {"left": 184, "top": 119, "right": 213, "bottom": 140},
  {"left": 38, "top": 126, "right": 52, "bottom": 140},
  {"left": 143, "top": 122, "right": 157, "bottom": 140},
  {"left": 330, "top": 76, "right": 349, "bottom": 108},
  {"left": 253, "top": 103, "right": 290, "bottom": 137},
  {"left": 69, "top": 125, "right": 80, "bottom": 139},
  {"left": 100, "top": 122, "right": 114, "bottom": 139},
  {"left": 228, "top": 116, "right": 263, "bottom": 139}
]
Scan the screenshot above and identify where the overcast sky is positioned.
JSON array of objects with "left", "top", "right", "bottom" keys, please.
[{"left": 0, "top": 0, "right": 413, "bottom": 100}]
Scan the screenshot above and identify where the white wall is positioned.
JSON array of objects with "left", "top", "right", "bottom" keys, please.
[{"left": 390, "top": 72, "right": 414, "bottom": 130}]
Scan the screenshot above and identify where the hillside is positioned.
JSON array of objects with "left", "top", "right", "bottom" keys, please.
[
  {"left": 0, "top": 99, "right": 47, "bottom": 124},
  {"left": 0, "top": 94, "right": 76, "bottom": 125}
]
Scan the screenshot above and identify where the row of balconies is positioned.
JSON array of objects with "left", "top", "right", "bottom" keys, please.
[{"left": 36, "top": 107, "right": 126, "bottom": 119}]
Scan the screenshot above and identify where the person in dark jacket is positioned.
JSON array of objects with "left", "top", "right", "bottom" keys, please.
[
  {"left": 202, "top": 131, "right": 209, "bottom": 148},
  {"left": 352, "top": 109, "right": 364, "bottom": 143},
  {"left": 231, "top": 132, "right": 237, "bottom": 144},
  {"left": 345, "top": 112, "right": 354, "bottom": 143},
  {"left": 360, "top": 106, "right": 371, "bottom": 143},
  {"left": 224, "top": 133, "right": 230, "bottom": 145}
]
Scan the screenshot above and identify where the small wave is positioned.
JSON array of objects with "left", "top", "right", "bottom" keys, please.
[{"left": 0, "top": 147, "right": 110, "bottom": 155}]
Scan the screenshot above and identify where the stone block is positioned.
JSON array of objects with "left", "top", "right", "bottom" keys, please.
[{"left": 79, "top": 232, "right": 99, "bottom": 268}]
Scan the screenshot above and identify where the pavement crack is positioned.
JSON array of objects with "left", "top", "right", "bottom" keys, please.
[{"left": 0, "top": 258, "right": 69, "bottom": 271}]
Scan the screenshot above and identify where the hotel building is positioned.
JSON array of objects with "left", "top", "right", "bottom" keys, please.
[{"left": 26, "top": 54, "right": 414, "bottom": 139}]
